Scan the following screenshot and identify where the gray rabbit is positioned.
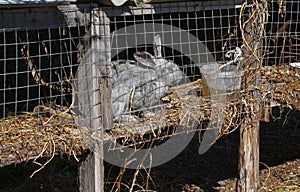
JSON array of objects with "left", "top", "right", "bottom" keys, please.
[
  {"left": 135, "top": 34, "right": 186, "bottom": 86},
  {"left": 112, "top": 35, "right": 186, "bottom": 122},
  {"left": 111, "top": 59, "right": 168, "bottom": 122},
  {"left": 133, "top": 51, "right": 185, "bottom": 86}
]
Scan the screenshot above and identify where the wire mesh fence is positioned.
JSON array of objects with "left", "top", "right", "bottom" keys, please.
[
  {"left": 0, "top": 1, "right": 254, "bottom": 166},
  {"left": 262, "top": 0, "right": 300, "bottom": 125},
  {"left": 0, "top": 0, "right": 298, "bottom": 181},
  {"left": 0, "top": 5, "right": 90, "bottom": 167},
  {"left": 101, "top": 1, "right": 259, "bottom": 160}
]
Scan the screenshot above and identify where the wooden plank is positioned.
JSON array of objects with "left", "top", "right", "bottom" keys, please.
[
  {"left": 0, "top": 0, "right": 75, "bottom": 5},
  {"left": 238, "top": 106, "right": 260, "bottom": 192},
  {"left": 94, "top": 9, "right": 112, "bottom": 192},
  {"left": 102, "top": 0, "right": 243, "bottom": 16},
  {"left": 85, "top": 0, "right": 243, "bottom": 6},
  {"left": 237, "top": 2, "right": 263, "bottom": 192},
  {"left": 151, "top": 0, "right": 241, "bottom": 2},
  {"left": 0, "top": 1, "right": 242, "bottom": 30},
  {"left": 79, "top": 9, "right": 111, "bottom": 192},
  {"left": 0, "top": 6, "right": 64, "bottom": 29},
  {"left": 0, "top": 4, "right": 96, "bottom": 30},
  {"left": 0, "top": 1, "right": 75, "bottom": 9},
  {"left": 58, "top": 4, "right": 97, "bottom": 27}
]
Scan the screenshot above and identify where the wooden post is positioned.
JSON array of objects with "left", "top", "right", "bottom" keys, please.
[
  {"left": 238, "top": 105, "right": 260, "bottom": 192},
  {"left": 79, "top": 9, "right": 111, "bottom": 192},
  {"left": 237, "top": 1, "right": 265, "bottom": 191}
]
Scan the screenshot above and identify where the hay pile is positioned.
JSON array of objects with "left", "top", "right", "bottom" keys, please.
[
  {"left": 0, "top": 110, "right": 88, "bottom": 175},
  {"left": 261, "top": 64, "right": 300, "bottom": 111}
]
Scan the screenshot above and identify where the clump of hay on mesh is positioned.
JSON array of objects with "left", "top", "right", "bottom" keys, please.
[{"left": 0, "top": 111, "right": 88, "bottom": 176}]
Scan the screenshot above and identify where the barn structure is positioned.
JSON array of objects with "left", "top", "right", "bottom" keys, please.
[{"left": 0, "top": 0, "right": 299, "bottom": 191}]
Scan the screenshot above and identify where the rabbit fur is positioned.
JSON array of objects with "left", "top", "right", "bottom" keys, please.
[
  {"left": 111, "top": 59, "right": 168, "bottom": 122},
  {"left": 112, "top": 51, "right": 185, "bottom": 122}
]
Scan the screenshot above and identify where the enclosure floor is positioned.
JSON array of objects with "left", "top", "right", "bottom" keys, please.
[
  {"left": 0, "top": 108, "right": 299, "bottom": 192},
  {"left": 0, "top": 113, "right": 89, "bottom": 167}
]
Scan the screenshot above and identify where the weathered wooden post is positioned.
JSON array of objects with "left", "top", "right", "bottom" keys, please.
[
  {"left": 237, "top": 1, "right": 266, "bottom": 191},
  {"left": 79, "top": 9, "right": 111, "bottom": 192}
]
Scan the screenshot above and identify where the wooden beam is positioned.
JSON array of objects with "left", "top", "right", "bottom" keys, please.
[
  {"left": 79, "top": 9, "right": 111, "bottom": 192},
  {"left": 0, "top": 0, "right": 75, "bottom": 8},
  {"left": 0, "top": 0, "right": 243, "bottom": 30},
  {"left": 102, "top": 0, "right": 243, "bottom": 17},
  {"left": 79, "top": 0, "right": 241, "bottom": 6},
  {"left": 0, "top": 4, "right": 96, "bottom": 30},
  {"left": 237, "top": 1, "right": 265, "bottom": 191},
  {"left": 0, "top": 0, "right": 75, "bottom": 4},
  {"left": 238, "top": 106, "right": 260, "bottom": 192}
]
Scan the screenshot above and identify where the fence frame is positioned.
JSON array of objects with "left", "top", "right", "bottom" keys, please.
[{"left": 0, "top": 1, "right": 263, "bottom": 191}]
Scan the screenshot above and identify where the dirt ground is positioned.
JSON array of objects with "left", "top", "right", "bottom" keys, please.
[
  {"left": 0, "top": 107, "right": 299, "bottom": 192},
  {"left": 160, "top": 108, "right": 300, "bottom": 192}
]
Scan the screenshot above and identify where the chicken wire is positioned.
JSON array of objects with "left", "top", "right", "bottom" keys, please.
[
  {"left": 0, "top": 0, "right": 286, "bottom": 168},
  {"left": 0, "top": 1, "right": 251, "bottom": 165},
  {"left": 262, "top": 0, "right": 300, "bottom": 127},
  {"left": 0, "top": 5, "right": 91, "bottom": 167},
  {"left": 102, "top": 1, "right": 249, "bottom": 155}
]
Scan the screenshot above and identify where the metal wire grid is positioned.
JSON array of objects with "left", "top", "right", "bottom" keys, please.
[
  {"left": 264, "top": 0, "right": 299, "bottom": 65},
  {"left": 0, "top": 1, "right": 256, "bottom": 162},
  {"left": 109, "top": 5, "right": 241, "bottom": 64},
  {"left": 0, "top": 2, "right": 296, "bottom": 189},
  {"left": 104, "top": 2, "right": 245, "bottom": 149},
  {"left": 0, "top": 7, "right": 90, "bottom": 166},
  {"left": 257, "top": 0, "right": 299, "bottom": 133},
  {"left": 0, "top": 27, "right": 85, "bottom": 118},
  {"left": 109, "top": 5, "right": 241, "bottom": 91},
  {"left": 262, "top": 1, "right": 300, "bottom": 108}
]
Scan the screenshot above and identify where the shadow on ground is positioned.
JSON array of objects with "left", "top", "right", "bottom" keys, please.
[{"left": 151, "top": 107, "right": 300, "bottom": 192}]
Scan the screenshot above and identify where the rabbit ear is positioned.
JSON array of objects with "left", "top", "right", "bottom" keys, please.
[
  {"left": 153, "top": 35, "right": 162, "bottom": 58},
  {"left": 133, "top": 52, "right": 157, "bottom": 68}
]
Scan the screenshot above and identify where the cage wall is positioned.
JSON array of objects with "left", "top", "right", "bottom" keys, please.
[
  {"left": 103, "top": 1, "right": 248, "bottom": 151},
  {"left": 0, "top": 1, "right": 298, "bottom": 191},
  {"left": 262, "top": 0, "right": 300, "bottom": 124},
  {"left": 0, "top": 1, "right": 248, "bottom": 167},
  {"left": 0, "top": 5, "right": 92, "bottom": 166},
  {"left": 0, "top": 0, "right": 287, "bottom": 168}
]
